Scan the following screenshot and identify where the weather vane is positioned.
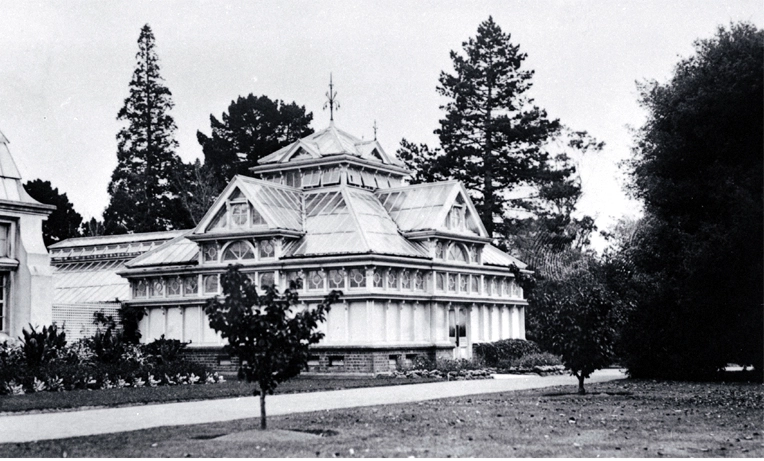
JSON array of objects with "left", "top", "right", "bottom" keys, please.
[
  {"left": 373, "top": 120, "right": 378, "bottom": 140},
  {"left": 324, "top": 73, "right": 340, "bottom": 121}
]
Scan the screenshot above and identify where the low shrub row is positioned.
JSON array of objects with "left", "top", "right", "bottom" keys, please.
[
  {"left": 0, "top": 323, "right": 221, "bottom": 396},
  {"left": 472, "top": 339, "right": 542, "bottom": 367}
]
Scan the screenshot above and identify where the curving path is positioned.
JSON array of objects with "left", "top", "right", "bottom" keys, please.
[{"left": 0, "top": 369, "right": 625, "bottom": 444}]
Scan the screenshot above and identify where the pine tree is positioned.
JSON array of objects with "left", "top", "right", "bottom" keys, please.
[
  {"left": 103, "top": 24, "right": 192, "bottom": 234},
  {"left": 435, "top": 16, "right": 564, "bottom": 237},
  {"left": 197, "top": 94, "right": 314, "bottom": 185}
]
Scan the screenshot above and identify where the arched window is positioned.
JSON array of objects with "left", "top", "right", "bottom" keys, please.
[
  {"left": 447, "top": 243, "right": 469, "bottom": 263},
  {"left": 222, "top": 241, "right": 255, "bottom": 261}
]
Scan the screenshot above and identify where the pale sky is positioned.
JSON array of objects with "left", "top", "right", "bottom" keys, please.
[{"left": 0, "top": 1, "right": 761, "bottom": 248}]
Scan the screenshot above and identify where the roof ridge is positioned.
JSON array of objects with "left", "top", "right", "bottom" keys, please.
[
  {"left": 49, "top": 229, "right": 189, "bottom": 249},
  {"left": 124, "top": 230, "right": 194, "bottom": 268},
  {"left": 339, "top": 187, "right": 372, "bottom": 253},
  {"left": 235, "top": 175, "right": 303, "bottom": 192},
  {"left": 375, "top": 180, "right": 460, "bottom": 194}
]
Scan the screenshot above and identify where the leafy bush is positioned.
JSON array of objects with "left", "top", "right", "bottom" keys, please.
[
  {"left": 89, "top": 327, "right": 125, "bottom": 364},
  {"left": 473, "top": 339, "right": 541, "bottom": 367},
  {"left": 144, "top": 335, "right": 187, "bottom": 364},
  {"left": 20, "top": 324, "right": 67, "bottom": 366},
  {"left": 508, "top": 352, "right": 562, "bottom": 369},
  {"left": 433, "top": 358, "right": 485, "bottom": 373}
]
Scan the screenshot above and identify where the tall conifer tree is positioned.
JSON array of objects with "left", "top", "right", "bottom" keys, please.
[
  {"left": 434, "top": 17, "right": 564, "bottom": 237},
  {"left": 103, "top": 24, "right": 191, "bottom": 234}
]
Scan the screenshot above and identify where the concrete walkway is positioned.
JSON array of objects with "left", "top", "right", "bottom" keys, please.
[{"left": 0, "top": 369, "right": 625, "bottom": 444}]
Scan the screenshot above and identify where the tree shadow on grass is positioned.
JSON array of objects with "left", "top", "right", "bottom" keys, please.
[{"left": 541, "top": 391, "right": 634, "bottom": 397}]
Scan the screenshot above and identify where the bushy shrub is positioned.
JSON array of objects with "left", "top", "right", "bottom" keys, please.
[
  {"left": 433, "top": 358, "right": 485, "bottom": 373},
  {"left": 509, "top": 352, "right": 562, "bottom": 369},
  {"left": 20, "top": 324, "right": 67, "bottom": 366},
  {"left": 473, "top": 339, "right": 540, "bottom": 367},
  {"left": 144, "top": 335, "right": 187, "bottom": 364},
  {"left": 89, "top": 327, "right": 126, "bottom": 365}
]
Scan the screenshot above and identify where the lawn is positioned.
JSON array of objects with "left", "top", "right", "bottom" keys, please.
[
  {"left": 2, "top": 379, "right": 762, "bottom": 457},
  {"left": 0, "top": 375, "right": 441, "bottom": 414}
]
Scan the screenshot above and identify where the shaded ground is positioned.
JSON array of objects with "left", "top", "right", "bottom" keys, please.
[
  {"left": 0, "top": 375, "right": 440, "bottom": 414},
  {"left": 2, "top": 379, "right": 761, "bottom": 457}
]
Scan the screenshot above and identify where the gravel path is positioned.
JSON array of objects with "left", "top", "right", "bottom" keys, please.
[{"left": 0, "top": 369, "right": 626, "bottom": 443}]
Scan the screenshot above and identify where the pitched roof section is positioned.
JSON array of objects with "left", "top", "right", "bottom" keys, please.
[
  {"left": 53, "top": 259, "right": 130, "bottom": 304},
  {"left": 482, "top": 244, "right": 528, "bottom": 269},
  {"left": 194, "top": 176, "right": 303, "bottom": 235},
  {"left": 375, "top": 181, "right": 488, "bottom": 237},
  {"left": 50, "top": 230, "right": 186, "bottom": 250},
  {"left": 0, "top": 129, "right": 54, "bottom": 207},
  {"left": 282, "top": 187, "right": 427, "bottom": 259},
  {"left": 125, "top": 232, "right": 199, "bottom": 268},
  {"left": 258, "top": 123, "right": 404, "bottom": 167}
]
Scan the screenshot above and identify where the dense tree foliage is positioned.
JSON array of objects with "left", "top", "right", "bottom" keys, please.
[
  {"left": 621, "top": 23, "right": 763, "bottom": 379},
  {"left": 205, "top": 266, "right": 340, "bottom": 429},
  {"left": 529, "top": 261, "right": 625, "bottom": 394},
  {"left": 103, "top": 24, "right": 192, "bottom": 234},
  {"left": 173, "top": 159, "right": 224, "bottom": 225},
  {"left": 23, "top": 179, "right": 83, "bottom": 247},
  {"left": 197, "top": 94, "right": 314, "bottom": 184},
  {"left": 399, "top": 17, "right": 601, "bottom": 258}
]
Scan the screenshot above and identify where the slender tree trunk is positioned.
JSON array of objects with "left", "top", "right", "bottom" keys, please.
[
  {"left": 577, "top": 374, "right": 586, "bottom": 395},
  {"left": 483, "top": 70, "right": 495, "bottom": 237},
  {"left": 260, "top": 391, "right": 267, "bottom": 430}
]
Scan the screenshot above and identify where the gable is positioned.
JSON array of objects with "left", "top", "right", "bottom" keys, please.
[{"left": 193, "top": 176, "right": 303, "bottom": 235}]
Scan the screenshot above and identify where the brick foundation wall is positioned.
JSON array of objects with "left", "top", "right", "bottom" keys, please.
[{"left": 183, "top": 345, "right": 455, "bottom": 374}]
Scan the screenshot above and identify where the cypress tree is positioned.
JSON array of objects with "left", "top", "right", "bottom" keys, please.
[{"left": 104, "top": 24, "right": 192, "bottom": 234}]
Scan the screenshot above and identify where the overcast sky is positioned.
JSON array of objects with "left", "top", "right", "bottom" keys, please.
[{"left": 0, "top": 0, "right": 761, "bottom": 247}]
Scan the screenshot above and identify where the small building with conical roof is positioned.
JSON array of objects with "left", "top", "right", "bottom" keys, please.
[{"left": 0, "top": 130, "right": 56, "bottom": 343}]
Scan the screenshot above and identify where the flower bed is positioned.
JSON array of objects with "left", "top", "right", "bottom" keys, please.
[{"left": 0, "top": 325, "right": 221, "bottom": 396}]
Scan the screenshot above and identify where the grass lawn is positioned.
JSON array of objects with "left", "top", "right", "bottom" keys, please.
[
  {"left": 0, "top": 375, "right": 441, "bottom": 414},
  {"left": 2, "top": 379, "right": 762, "bottom": 457}
]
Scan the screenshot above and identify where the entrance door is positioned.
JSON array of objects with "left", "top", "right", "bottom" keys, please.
[{"left": 448, "top": 308, "right": 469, "bottom": 359}]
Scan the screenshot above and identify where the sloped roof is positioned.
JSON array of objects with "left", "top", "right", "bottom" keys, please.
[
  {"left": 50, "top": 230, "right": 186, "bottom": 250},
  {"left": 53, "top": 259, "right": 130, "bottom": 304},
  {"left": 482, "top": 244, "right": 528, "bottom": 269},
  {"left": 375, "top": 182, "right": 456, "bottom": 232},
  {"left": 0, "top": 129, "right": 52, "bottom": 206},
  {"left": 258, "top": 123, "right": 404, "bottom": 167},
  {"left": 282, "top": 187, "right": 427, "bottom": 259},
  {"left": 125, "top": 232, "right": 199, "bottom": 268},
  {"left": 194, "top": 176, "right": 303, "bottom": 235}
]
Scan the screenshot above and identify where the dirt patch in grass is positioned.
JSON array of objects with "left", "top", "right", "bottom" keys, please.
[
  {"left": 2, "top": 379, "right": 762, "bottom": 457},
  {"left": 0, "top": 376, "right": 441, "bottom": 414}
]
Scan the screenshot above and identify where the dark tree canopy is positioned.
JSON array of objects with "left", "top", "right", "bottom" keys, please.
[
  {"left": 205, "top": 266, "right": 340, "bottom": 429},
  {"left": 197, "top": 94, "right": 314, "bottom": 184},
  {"left": 103, "top": 24, "right": 192, "bottom": 235},
  {"left": 621, "top": 22, "right": 763, "bottom": 379},
  {"left": 23, "top": 179, "right": 83, "bottom": 247}
]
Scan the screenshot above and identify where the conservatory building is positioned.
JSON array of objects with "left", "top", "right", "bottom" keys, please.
[{"left": 62, "top": 123, "right": 529, "bottom": 373}]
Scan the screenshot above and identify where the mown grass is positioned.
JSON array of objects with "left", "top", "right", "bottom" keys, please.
[
  {"left": 2, "top": 379, "right": 762, "bottom": 457},
  {"left": 0, "top": 375, "right": 440, "bottom": 414}
]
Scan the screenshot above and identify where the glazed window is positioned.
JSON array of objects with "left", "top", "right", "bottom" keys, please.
[
  {"left": 222, "top": 241, "right": 255, "bottom": 261},
  {"left": 373, "top": 269, "right": 384, "bottom": 288},
  {"left": 435, "top": 242, "right": 445, "bottom": 259},
  {"left": 485, "top": 277, "right": 492, "bottom": 296},
  {"left": 0, "top": 224, "right": 9, "bottom": 258},
  {"left": 287, "top": 272, "right": 303, "bottom": 290},
  {"left": 203, "top": 275, "right": 219, "bottom": 294},
  {"left": 436, "top": 272, "right": 445, "bottom": 291},
  {"left": 183, "top": 276, "right": 198, "bottom": 297},
  {"left": 414, "top": 272, "right": 424, "bottom": 291},
  {"left": 328, "top": 269, "right": 345, "bottom": 289},
  {"left": 260, "top": 272, "right": 275, "bottom": 288},
  {"left": 133, "top": 279, "right": 148, "bottom": 298},
  {"left": 387, "top": 270, "right": 398, "bottom": 290},
  {"left": 230, "top": 203, "right": 248, "bottom": 227},
  {"left": 459, "top": 274, "right": 468, "bottom": 293},
  {"left": 258, "top": 239, "right": 275, "bottom": 259},
  {"left": 447, "top": 205, "right": 465, "bottom": 230},
  {"left": 149, "top": 279, "right": 164, "bottom": 298},
  {"left": 349, "top": 268, "right": 365, "bottom": 288},
  {"left": 167, "top": 277, "right": 182, "bottom": 296},
  {"left": 471, "top": 275, "right": 480, "bottom": 294},
  {"left": 307, "top": 270, "right": 324, "bottom": 290},
  {"left": 447, "top": 273, "right": 457, "bottom": 292},
  {"left": 400, "top": 270, "right": 411, "bottom": 290},
  {"left": 448, "top": 243, "right": 469, "bottom": 263},
  {"left": 203, "top": 243, "right": 218, "bottom": 262}
]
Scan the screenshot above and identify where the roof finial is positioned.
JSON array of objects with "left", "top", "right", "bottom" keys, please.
[
  {"left": 324, "top": 73, "right": 340, "bottom": 122},
  {"left": 373, "top": 120, "right": 378, "bottom": 141}
]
